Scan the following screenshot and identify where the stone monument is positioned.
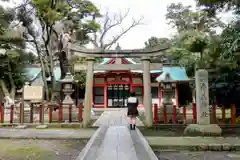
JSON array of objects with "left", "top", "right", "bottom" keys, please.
[{"left": 184, "top": 69, "right": 222, "bottom": 136}]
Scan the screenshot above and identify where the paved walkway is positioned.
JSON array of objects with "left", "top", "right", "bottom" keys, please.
[
  {"left": 95, "top": 126, "right": 138, "bottom": 160},
  {"left": 92, "top": 108, "right": 144, "bottom": 127},
  {"left": 78, "top": 108, "right": 156, "bottom": 160}
]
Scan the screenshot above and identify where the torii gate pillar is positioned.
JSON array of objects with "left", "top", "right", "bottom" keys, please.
[
  {"left": 142, "top": 57, "right": 153, "bottom": 127},
  {"left": 83, "top": 57, "right": 94, "bottom": 128}
]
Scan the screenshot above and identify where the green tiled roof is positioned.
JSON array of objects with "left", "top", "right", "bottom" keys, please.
[
  {"left": 156, "top": 66, "right": 189, "bottom": 82},
  {"left": 25, "top": 64, "right": 189, "bottom": 83},
  {"left": 24, "top": 67, "right": 41, "bottom": 81},
  {"left": 25, "top": 67, "right": 61, "bottom": 82}
]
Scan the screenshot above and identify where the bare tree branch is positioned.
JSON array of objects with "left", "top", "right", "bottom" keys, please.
[
  {"left": 103, "top": 17, "right": 144, "bottom": 50},
  {"left": 90, "top": 13, "right": 99, "bottom": 48},
  {"left": 91, "top": 9, "right": 144, "bottom": 49}
]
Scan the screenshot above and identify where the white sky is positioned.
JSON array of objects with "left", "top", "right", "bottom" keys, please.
[
  {"left": 90, "top": 0, "right": 233, "bottom": 49},
  {"left": 90, "top": 0, "right": 196, "bottom": 49},
  {"left": 1, "top": 0, "right": 234, "bottom": 50}
]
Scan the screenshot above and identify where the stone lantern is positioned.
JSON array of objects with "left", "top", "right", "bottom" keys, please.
[
  {"left": 59, "top": 72, "right": 74, "bottom": 106},
  {"left": 159, "top": 73, "right": 176, "bottom": 122},
  {"left": 160, "top": 73, "right": 176, "bottom": 106}
]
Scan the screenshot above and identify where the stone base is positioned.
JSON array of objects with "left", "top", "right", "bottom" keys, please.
[
  {"left": 15, "top": 125, "right": 28, "bottom": 129},
  {"left": 36, "top": 124, "right": 48, "bottom": 129},
  {"left": 184, "top": 124, "right": 222, "bottom": 136}
]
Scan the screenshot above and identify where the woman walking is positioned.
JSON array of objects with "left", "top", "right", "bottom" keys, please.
[{"left": 127, "top": 92, "right": 139, "bottom": 130}]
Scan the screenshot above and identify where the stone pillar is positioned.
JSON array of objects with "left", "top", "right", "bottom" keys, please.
[
  {"left": 83, "top": 57, "right": 94, "bottom": 128},
  {"left": 141, "top": 57, "right": 153, "bottom": 127},
  {"left": 195, "top": 70, "right": 210, "bottom": 124},
  {"left": 184, "top": 69, "right": 222, "bottom": 136}
]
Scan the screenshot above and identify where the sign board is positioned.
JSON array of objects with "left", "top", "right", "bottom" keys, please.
[{"left": 23, "top": 85, "right": 43, "bottom": 101}]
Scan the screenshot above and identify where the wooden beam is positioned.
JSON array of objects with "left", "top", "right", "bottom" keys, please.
[{"left": 74, "top": 63, "right": 163, "bottom": 71}]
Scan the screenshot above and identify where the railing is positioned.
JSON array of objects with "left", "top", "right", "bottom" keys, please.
[
  {"left": 153, "top": 103, "right": 237, "bottom": 125},
  {"left": 0, "top": 102, "right": 83, "bottom": 124}
]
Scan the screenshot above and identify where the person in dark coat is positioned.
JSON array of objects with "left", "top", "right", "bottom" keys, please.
[{"left": 127, "top": 92, "right": 139, "bottom": 130}]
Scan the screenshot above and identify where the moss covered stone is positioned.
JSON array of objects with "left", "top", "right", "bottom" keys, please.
[{"left": 184, "top": 124, "right": 222, "bottom": 136}]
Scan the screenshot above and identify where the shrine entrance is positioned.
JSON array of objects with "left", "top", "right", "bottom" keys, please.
[
  {"left": 107, "top": 84, "right": 130, "bottom": 108},
  {"left": 71, "top": 43, "right": 169, "bottom": 127}
]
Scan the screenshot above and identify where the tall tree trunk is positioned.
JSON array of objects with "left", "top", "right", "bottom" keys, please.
[
  {"left": 7, "top": 60, "right": 16, "bottom": 100},
  {"left": 40, "top": 56, "right": 50, "bottom": 101},
  {"left": 0, "top": 80, "right": 10, "bottom": 97},
  {"left": 26, "top": 26, "right": 50, "bottom": 101}
]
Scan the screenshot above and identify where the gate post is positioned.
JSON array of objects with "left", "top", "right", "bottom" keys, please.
[
  {"left": 142, "top": 56, "right": 153, "bottom": 127},
  {"left": 83, "top": 57, "right": 94, "bottom": 128}
]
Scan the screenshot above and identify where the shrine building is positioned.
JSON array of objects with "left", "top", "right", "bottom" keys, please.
[
  {"left": 87, "top": 57, "right": 191, "bottom": 108},
  {"left": 23, "top": 58, "right": 191, "bottom": 108}
]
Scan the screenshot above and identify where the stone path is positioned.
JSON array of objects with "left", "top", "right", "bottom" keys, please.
[
  {"left": 92, "top": 108, "right": 144, "bottom": 127},
  {"left": 95, "top": 126, "right": 138, "bottom": 160},
  {"left": 78, "top": 108, "right": 156, "bottom": 160}
]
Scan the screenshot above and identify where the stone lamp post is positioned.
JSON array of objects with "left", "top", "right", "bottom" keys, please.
[
  {"left": 159, "top": 73, "right": 176, "bottom": 122},
  {"left": 59, "top": 72, "right": 75, "bottom": 107}
]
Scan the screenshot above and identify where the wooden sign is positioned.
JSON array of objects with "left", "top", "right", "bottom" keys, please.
[{"left": 23, "top": 85, "right": 43, "bottom": 101}]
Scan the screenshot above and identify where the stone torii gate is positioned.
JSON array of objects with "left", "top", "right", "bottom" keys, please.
[{"left": 69, "top": 44, "right": 168, "bottom": 127}]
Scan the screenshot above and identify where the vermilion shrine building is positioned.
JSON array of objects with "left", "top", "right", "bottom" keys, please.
[
  {"left": 24, "top": 58, "right": 191, "bottom": 108},
  {"left": 88, "top": 57, "right": 190, "bottom": 108}
]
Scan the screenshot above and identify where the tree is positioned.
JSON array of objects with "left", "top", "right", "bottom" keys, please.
[
  {"left": 16, "top": 0, "right": 101, "bottom": 100},
  {"left": 207, "top": 20, "right": 240, "bottom": 107},
  {"left": 90, "top": 9, "right": 144, "bottom": 50},
  {"left": 196, "top": 0, "right": 240, "bottom": 15},
  {"left": 145, "top": 37, "right": 170, "bottom": 49},
  {"left": 163, "top": 3, "right": 226, "bottom": 75},
  {"left": 166, "top": 3, "right": 225, "bottom": 33},
  {"left": 72, "top": 9, "right": 144, "bottom": 88},
  {"left": 164, "top": 2, "right": 240, "bottom": 107},
  {"left": 144, "top": 37, "right": 171, "bottom": 63},
  {"left": 0, "top": 5, "right": 33, "bottom": 102}
]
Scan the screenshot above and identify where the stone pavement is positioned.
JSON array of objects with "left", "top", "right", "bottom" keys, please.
[
  {"left": 77, "top": 108, "right": 157, "bottom": 160},
  {"left": 95, "top": 126, "right": 138, "bottom": 160},
  {"left": 0, "top": 128, "right": 95, "bottom": 139},
  {"left": 92, "top": 108, "right": 144, "bottom": 127}
]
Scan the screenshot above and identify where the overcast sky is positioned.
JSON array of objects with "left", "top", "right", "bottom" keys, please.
[
  {"left": 1, "top": 0, "right": 233, "bottom": 50},
  {"left": 91, "top": 0, "right": 197, "bottom": 49}
]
